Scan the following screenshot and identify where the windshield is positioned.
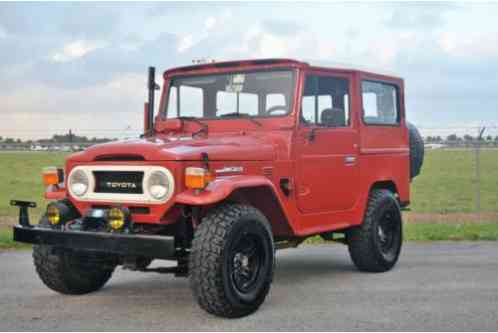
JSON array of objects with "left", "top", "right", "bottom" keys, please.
[{"left": 164, "top": 69, "right": 295, "bottom": 119}]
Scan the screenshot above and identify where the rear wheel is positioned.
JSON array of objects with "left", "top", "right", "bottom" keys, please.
[
  {"left": 189, "top": 204, "right": 274, "bottom": 318},
  {"left": 346, "top": 189, "right": 402, "bottom": 272}
]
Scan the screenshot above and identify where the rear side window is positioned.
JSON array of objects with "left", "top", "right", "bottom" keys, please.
[{"left": 361, "top": 81, "right": 399, "bottom": 125}]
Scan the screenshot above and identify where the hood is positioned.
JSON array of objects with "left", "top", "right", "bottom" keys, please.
[{"left": 68, "top": 133, "right": 276, "bottom": 162}]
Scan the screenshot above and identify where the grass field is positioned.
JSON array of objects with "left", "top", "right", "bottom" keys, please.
[
  {"left": 410, "top": 149, "right": 498, "bottom": 214},
  {"left": 0, "top": 150, "right": 497, "bottom": 247},
  {"left": 0, "top": 152, "right": 67, "bottom": 219}
]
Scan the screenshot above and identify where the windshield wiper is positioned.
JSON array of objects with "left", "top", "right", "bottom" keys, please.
[
  {"left": 220, "top": 113, "right": 262, "bottom": 127},
  {"left": 176, "top": 116, "right": 209, "bottom": 137}
]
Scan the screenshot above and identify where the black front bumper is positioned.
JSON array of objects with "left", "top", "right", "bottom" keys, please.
[{"left": 13, "top": 225, "right": 176, "bottom": 260}]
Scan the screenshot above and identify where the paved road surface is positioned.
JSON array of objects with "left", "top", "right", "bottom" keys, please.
[{"left": 1, "top": 242, "right": 497, "bottom": 331}]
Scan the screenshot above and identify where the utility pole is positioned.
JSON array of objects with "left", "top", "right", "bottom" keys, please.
[
  {"left": 69, "top": 129, "right": 73, "bottom": 152},
  {"left": 475, "top": 126, "right": 486, "bottom": 221}
]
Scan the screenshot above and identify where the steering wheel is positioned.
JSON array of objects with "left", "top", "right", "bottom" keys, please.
[{"left": 266, "top": 105, "right": 288, "bottom": 115}]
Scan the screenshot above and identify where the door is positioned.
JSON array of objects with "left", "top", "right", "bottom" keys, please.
[{"left": 295, "top": 72, "right": 360, "bottom": 214}]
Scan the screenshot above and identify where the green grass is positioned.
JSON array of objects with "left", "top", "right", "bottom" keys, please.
[
  {"left": 0, "top": 152, "right": 67, "bottom": 219},
  {"left": 410, "top": 149, "right": 498, "bottom": 213},
  {"left": 2, "top": 150, "right": 497, "bottom": 217},
  {"left": 404, "top": 222, "right": 498, "bottom": 241},
  {"left": 0, "top": 150, "right": 497, "bottom": 249},
  {"left": 0, "top": 229, "right": 30, "bottom": 250}
]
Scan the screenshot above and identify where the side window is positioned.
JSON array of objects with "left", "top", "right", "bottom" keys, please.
[
  {"left": 361, "top": 81, "right": 399, "bottom": 125},
  {"left": 167, "top": 86, "right": 178, "bottom": 117},
  {"left": 301, "top": 96, "right": 315, "bottom": 123},
  {"left": 300, "top": 75, "right": 350, "bottom": 127},
  {"left": 180, "top": 86, "right": 203, "bottom": 117}
]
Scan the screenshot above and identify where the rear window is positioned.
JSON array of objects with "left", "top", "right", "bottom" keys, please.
[{"left": 361, "top": 81, "right": 400, "bottom": 125}]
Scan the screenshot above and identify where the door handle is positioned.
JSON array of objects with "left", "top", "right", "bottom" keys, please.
[{"left": 344, "top": 156, "right": 356, "bottom": 165}]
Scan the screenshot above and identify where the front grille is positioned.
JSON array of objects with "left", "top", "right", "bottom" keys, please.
[{"left": 93, "top": 171, "right": 144, "bottom": 194}]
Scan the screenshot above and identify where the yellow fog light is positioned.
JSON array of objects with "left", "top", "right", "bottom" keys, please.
[
  {"left": 47, "top": 205, "right": 60, "bottom": 225},
  {"left": 108, "top": 208, "right": 125, "bottom": 230}
]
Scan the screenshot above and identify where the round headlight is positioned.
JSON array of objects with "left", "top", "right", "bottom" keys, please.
[
  {"left": 69, "top": 169, "right": 89, "bottom": 197},
  {"left": 147, "top": 170, "right": 170, "bottom": 200}
]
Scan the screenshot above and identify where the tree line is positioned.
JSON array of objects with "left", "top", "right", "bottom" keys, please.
[
  {"left": 0, "top": 133, "right": 116, "bottom": 145},
  {"left": 425, "top": 134, "right": 498, "bottom": 143}
]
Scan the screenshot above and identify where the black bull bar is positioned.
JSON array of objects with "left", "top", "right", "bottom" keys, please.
[
  {"left": 13, "top": 226, "right": 177, "bottom": 260},
  {"left": 10, "top": 200, "right": 176, "bottom": 260}
]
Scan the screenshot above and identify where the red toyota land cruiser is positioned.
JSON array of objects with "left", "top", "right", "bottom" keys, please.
[{"left": 12, "top": 59, "right": 424, "bottom": 318}]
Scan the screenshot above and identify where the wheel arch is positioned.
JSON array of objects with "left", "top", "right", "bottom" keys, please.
[
  {"left": 225, "top": 186, "right": 294, "bottom": 237},
  {"left": 369, "top": 180, "right": 399, "bottom": 196},
  {"left": 175, "top": 175, "right": 295, "bottom": 237}
]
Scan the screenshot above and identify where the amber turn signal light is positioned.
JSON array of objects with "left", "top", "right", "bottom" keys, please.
[
  {"left": 185, "top": 167, "right": 214, "bottom": 189},
  {"left": 42, "top": 167, "right": 59, "bottom": 186}
]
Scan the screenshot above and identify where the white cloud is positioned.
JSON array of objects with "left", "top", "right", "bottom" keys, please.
[
  {"left": 205, "top": 16, "right": 216, "bottom": 30},
  {"left": 0, "top": 73, "right": 146, "bottom": 139},
  {"left": 176, "top": 11, "right": 234, "bottom": 54},
  {"left": 0, "top": 25, "right": 7, "bottom": 39},
  {"left": 177, "top": 34, "right": 194, "bottom": 53},
  {"left": 51, "top": 40, "right": 103, "bottom": 63},
  {"left": 227, "top": 22, "right": 335, "bottom": 61},
  {"left": 439, "top": 32, "right": 498, "bottom": 58}
]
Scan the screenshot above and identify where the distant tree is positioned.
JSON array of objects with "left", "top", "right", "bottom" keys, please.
[
  {"left": 486, "top": 135, "right": 493, "bottom": 141},
  {"left": 447, "top": 134, "right": 458, "bottom": 142},
  {"left": 435, "top": 136, "right": 442, "bottom": 143},
  {"left": 463, "top": 134, "right": 474, "bottom": 142},
  {"left": 4, "top": 138, "right": 15, "bottom": 144}
]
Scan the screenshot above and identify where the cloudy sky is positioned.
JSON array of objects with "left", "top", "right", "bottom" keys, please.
[{"left": 1, "top": 2, "right": 498, "bottom": 140}]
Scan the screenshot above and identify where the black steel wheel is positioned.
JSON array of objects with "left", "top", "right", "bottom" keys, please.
[
  {"left": 346, "top": 189, "right": 403, "bottom": 272},
  {"left": 376, "top": 208, "right": 402, "bottom": 262},
  {"left": 189, "top": 204, "right": 274, "bottom": 318},
  {"left": 228, "top": 231, "right": 267, "bottom": 301}
]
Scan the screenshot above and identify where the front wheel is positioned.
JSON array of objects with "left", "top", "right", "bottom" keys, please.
[
  {"left": 33, "top": 245, "right": 117, "bottom": 294},
  {"left": 346, "top": 189, "right": 403, "bottom": 272},
  {"left": 189, "top": 204, "right": 274, "bottom": 318}
]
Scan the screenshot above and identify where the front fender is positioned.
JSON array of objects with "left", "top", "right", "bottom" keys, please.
[{"left": 175, "top": 175, "right": 278, "bottom": 206}]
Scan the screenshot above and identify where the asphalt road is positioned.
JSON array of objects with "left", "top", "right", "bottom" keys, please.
[{"left": 1, "top": 242, "right": 497, "bottom": 331}]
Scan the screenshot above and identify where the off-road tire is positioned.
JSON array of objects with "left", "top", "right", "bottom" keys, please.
[
  {"left": 189, "top": 204, "right": 274, "bottom": 318},
  {"left": 407, "top": 122, "right": 424, "bottom": 179},
  {"left": 33, "top": 216, "right": 116, "bottom": 295},
  {"left": 346, "top": 189, "right": 403, "bottom": 272}
]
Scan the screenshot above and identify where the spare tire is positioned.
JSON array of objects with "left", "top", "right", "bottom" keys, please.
[{"left": 407, "top": 122, "right": 424, "bottom": 180}]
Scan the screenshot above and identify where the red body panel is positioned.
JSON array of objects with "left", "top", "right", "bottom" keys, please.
[{"left": 50, "top": 59, "right": 409, "bottom": 238}]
